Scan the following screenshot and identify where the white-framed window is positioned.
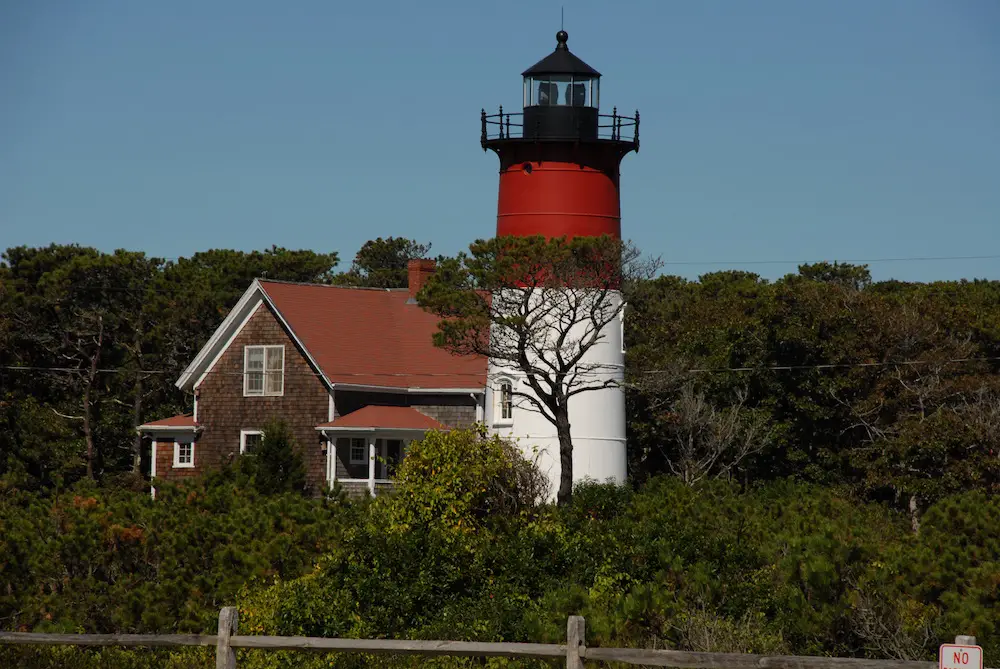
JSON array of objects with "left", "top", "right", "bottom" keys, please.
[
  {"left": 173, "top": 441, "right": 194, "bottom": 468},
  {"left": 244, "top": 345, "right": 284, "bottom": 396},
  {"left": 620, "top": 303, "right": 627, "bottom": 354},
  {"left": 495, "top": 378, "right": 514, "bottom": 425},
  {"left": 349, "top": 437, "right": 368, "bottom": 464},
  {"left": 240, "top": 429, "right": 264, "bottom": 454}
]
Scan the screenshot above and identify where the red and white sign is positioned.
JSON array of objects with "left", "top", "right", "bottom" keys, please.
[{"left": 940, "top": 645, "right": 983, "bottom": 669}]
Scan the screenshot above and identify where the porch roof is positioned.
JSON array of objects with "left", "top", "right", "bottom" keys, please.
[
  {"left": 316, "top": 406, "right": 448, "bottom": 432},
  {"left": 138, "top": 414, "right": 200, "bottom": 432}
]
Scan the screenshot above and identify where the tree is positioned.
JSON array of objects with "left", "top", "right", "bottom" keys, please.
[
  {"left": 1, "top": 246, "right": 161, "bottom": 480},
  {"left": 655, "top": 383, "right": 775, "bottom": 486},
  {"left": 794, "top": 261, "right": 872, "bottom": 291},
  {"left": 418, "top": 234, "right": 658, "bottom": 505},
  {"left": 0, "top": 244, "right": 340, "bottom": 492},
  {"left": 237, "top": 418, "right": 307, "bottom": 495},
  {"left": 334, "top": 237, "right": 431, "bottom": 288}
]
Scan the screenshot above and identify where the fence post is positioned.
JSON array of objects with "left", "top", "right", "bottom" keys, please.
[
  {"left": 566, "top": 615, "right": 585, "bottom": 669},
  {"left": 217, "top": 606, "right": 239, "bottom": 669},
  {"left": 955, "top": 635, "right": 977, "bottom": 645}
]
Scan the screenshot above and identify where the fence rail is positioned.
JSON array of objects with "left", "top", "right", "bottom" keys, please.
[{"left": 0, "top": 608, "right": 986, "bottom": 669}]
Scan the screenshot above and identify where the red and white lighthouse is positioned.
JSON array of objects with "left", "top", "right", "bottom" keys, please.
[{"left": 481, "top": 31, "right": 639, "bottom": 494}]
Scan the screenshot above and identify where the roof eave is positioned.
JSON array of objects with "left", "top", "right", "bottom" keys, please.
[
  {"left": 331, "top": 383, "right": 485, "bottom": 395},
  {"left": 136, "top": 425, "right": 202, "bottom": 434},
  {"left": 175, "top": 279, "right": 266, "bottom": 391},
  {"left": 316, "top": 426, "right": 448, "bottom": 433}
]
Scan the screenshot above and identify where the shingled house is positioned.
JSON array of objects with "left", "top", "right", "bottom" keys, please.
[{"left": 139, "top": 260, "right": 486, "bottom": 496}]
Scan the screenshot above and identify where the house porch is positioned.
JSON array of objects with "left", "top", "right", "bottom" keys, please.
[{"left": 317, "top": 405, "right": 449, "bottom": 496}]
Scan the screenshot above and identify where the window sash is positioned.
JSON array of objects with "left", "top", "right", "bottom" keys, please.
[
  {"left": 245, "top": 345, "right": 283, "bottom": 396},
  {"left": 349, "top": 437, "right": 367, "bottom": 464},
  {"left": 500, "top": 382, "right": 513, "bottom": 420},
  {"left": 265, "top": 347, "right": 283, "bottom": 394},
  {"left": 174, "top": 441, "right": 194, "bottom": 467},
  {"left": 241, "top": 430, "right": 263, "bottom": 454}
]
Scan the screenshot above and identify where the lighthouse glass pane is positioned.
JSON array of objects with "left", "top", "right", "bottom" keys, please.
[{"left": 524, "top": 76, "right": 598, "bottom": 107}]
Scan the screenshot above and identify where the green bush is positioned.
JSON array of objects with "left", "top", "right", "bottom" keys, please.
[
  {"left": 0, "top": 468, "right": 350, "bottom": 635},
  {"left": 237, "top": 418, "right": 308, "bottom": 495},
  {"left": 4, "top": 448, "right": 999, "bottom": 667}
]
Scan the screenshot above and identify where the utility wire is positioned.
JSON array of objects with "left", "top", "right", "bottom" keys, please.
[
  {"left": 4, "top": 356, "right": 999, "bottom": 378},
  {"left": 6, "top": 253, "right": 999, "bottom": 296},
  {"left": 660, "top": 254, "right": 1000, "bottom": 267}
]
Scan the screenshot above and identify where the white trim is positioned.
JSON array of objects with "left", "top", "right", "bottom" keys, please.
[
  {"left": 472, "top": 392, "right": 484, "bottom": 423},
  {"left": 193, "top": 299, "right": 264, "bottom": 391},
  {"left": 150, "top": 440, "right": 158, "bottom": 500},
  {"left": 328, "top": 393, "right": 335, "bottom": 422},
  {"left": 316, "top": 426, "right": 439, "bottom": 435},
  {"left": 181, "top": 281, "right": 333, "bottom": 393},
  {"left": 406, "top": 387, "right": 485, "bottom": 395},
  {"left": 240, "top": 429, "right": 264, "bottom": 454},
  {"left": 176, "top": 278, "right": 483, "bottom": 396},
  {"left": 332, "top": 383, "right": 485, "bottom": 395},
  {"left": 181, "top": 283, "right": 266, "bottom": 391},
  {"left": 326, "top": 437, "right": 336, "bottom": 488},
  {"left": 258, "top": 288, "right": 332, "bottom": 390},
  {"left": 138, "top": 425, "right": 200, "bottom": 433},
  {"left": 493, "top": 377, "right": 515, "bottom": 426},
  {"left": 243, "top": 344, "right": 285, "bottom": 397},
  {"left": 173, "top": 440, "right": 195, "bottom": 468},
  {"left": 620, "top": 301, "right": 627, "bottom": 354},
  {"left": 349, "top": 437, "right": 368, "bottom": 465},
  {"left": 193, "top": 393, "right": 198, "bottom": 422},
  {"left": 368, "top": 438, "right": 376, "bottom": 494}
]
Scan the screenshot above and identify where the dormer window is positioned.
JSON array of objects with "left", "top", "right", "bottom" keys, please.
[{"left": 244, "top": 345, "right": 284, "bottom": 396}]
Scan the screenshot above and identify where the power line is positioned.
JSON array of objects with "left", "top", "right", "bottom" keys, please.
[
  {"left": 4, "top": 356, "right": 998, "bottom": 379},
  {"left": 660, "top": 254, "right": 1000, "bottom": 267}
]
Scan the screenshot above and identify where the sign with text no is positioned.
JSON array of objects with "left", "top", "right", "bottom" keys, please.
[{"left": 940, "top": 645, "right": 983, "bottom": 669}]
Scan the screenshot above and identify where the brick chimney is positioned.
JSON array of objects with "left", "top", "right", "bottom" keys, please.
[{"left": 407, "top": 258, "right": 436, "bottom": 303}]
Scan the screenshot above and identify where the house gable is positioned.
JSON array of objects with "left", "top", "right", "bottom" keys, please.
[{"left": 195, "top": 301, "right": 331, "bottom": 491}]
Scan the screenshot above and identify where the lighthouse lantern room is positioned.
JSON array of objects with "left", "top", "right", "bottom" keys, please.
[{"left": 480, "top": 31, "right": 639, "bottom": 496}]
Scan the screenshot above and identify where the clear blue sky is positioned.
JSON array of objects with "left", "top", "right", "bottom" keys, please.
[{"left": 2, "top": 0, "right": 998, "bottom": 282}]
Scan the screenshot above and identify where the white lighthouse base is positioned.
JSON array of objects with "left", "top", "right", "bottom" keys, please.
[{"left": 484, "top": 290, "right": 628, "bottom": 501}]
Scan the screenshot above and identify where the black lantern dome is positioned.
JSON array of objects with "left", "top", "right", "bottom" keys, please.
[{"left": 481, "top": 30, "right": 638, "bottom": 151}]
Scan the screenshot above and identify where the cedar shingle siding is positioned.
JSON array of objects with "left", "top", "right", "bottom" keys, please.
[
  {"left": 167, "top": 303, "right": 330, "bottom": 492},
  {"left": 153, "top": 302, "right": 479, "bottom": 494}
]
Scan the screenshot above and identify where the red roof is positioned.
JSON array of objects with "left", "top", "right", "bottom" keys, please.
[
  {"left": 139, "top": 414, "right": 198, "bottom": 429},
  {"left": 260, "top": 281, "right": 486, "bottom": 389},
  {"left": 316, "top": 406, "right": 448, "bottom": 431}
]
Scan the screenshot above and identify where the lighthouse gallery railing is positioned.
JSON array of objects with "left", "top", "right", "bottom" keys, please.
[{"left": 481, "top": 106, "right": 639, "bottom": 149}]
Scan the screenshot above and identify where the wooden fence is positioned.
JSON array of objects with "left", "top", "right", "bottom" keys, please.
[{"left": 0, "top": 607, "right": 987, "bottom": 669}]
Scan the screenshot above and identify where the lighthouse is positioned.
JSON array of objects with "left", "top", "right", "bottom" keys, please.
[{"left": 480, "top": 30, "right": 639, "bottom": 496}]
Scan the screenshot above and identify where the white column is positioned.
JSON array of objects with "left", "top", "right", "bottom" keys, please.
[
  {"left": 150, "top": 440, "right": 158, "bottom": 501},
  {"left": 327, "top": 435, "right": 336, "bottom": 489},
  {"left": 367, "top": 437, "right": 376, "bottom": 495}
]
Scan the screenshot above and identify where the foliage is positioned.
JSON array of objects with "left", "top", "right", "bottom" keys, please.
[
  {"left": 626, "top": 263, "right": 1000, "bottom": 516},
  {"left": 0, "top": 469, "right": 350, "bottom": 636},
  {"left": 5, "top": 242, "right": 1000, "bottom": 666},
  {"left": 419, "top": 234, "right": 658, "bottom": 505},
  {"left": 2, "top": 470, "right": 999, "bottom": 665},
  {"left": 384, "top": 427, "right": 547, "bottom": 534},
  {"left": 333, "top": 237, "right": 431, "bottom": 288},
  {"left": 0, "top": 243, "right": 338, "bottom": 492},
  {"left": 237, "top": 418, "right": 308, "bottom": 495},
  {"left": 234, "top": 477, "right": 999, "bottom": 667}
]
